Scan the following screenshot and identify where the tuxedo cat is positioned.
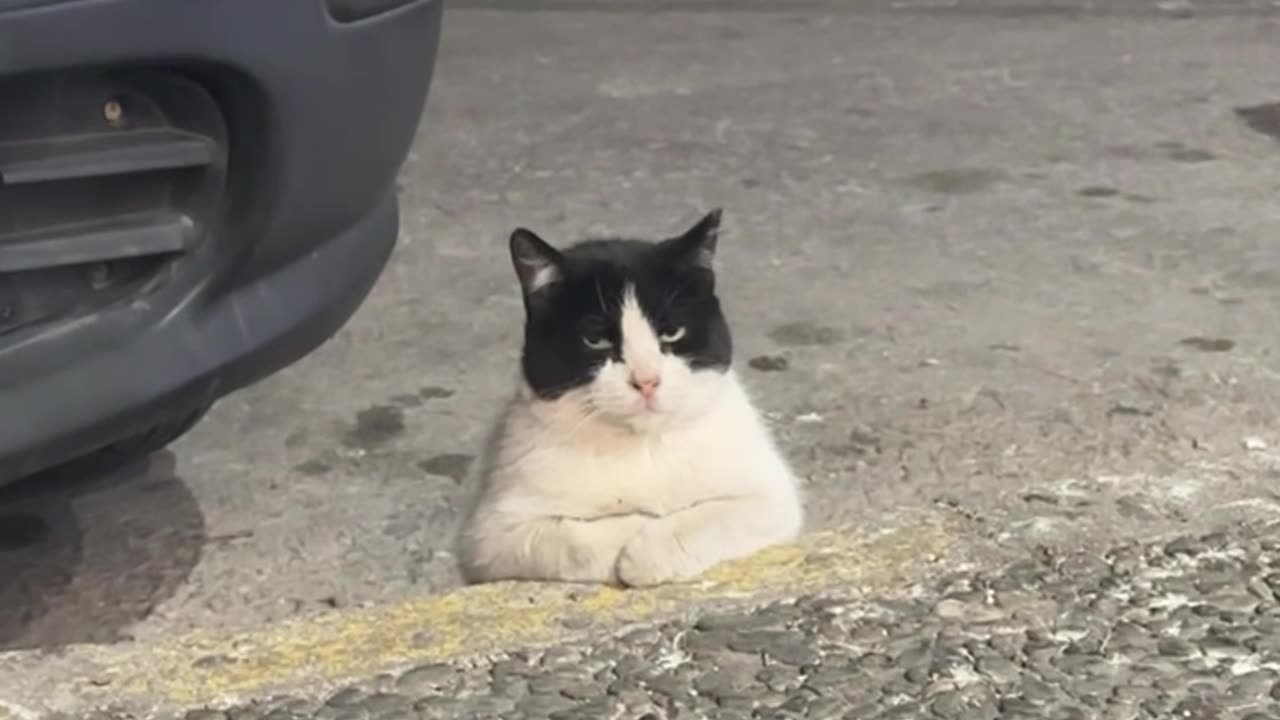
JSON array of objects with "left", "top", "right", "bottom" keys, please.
[{"left": 456, "top": 209, "right": 804, "bottom": 587}]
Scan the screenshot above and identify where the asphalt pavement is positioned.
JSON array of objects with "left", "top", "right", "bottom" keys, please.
[
  {"left": 3, "top": 1, "right": 1280, "bottom": 717},
  {"left": 106, "top": 520, "right": 1280, "bottom": 720}
]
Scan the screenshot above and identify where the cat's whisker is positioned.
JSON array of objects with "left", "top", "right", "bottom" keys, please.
[
  {"left": 657, "top": 275, "right": 697, "bottom": 317},
  {"left": 528, "top": 380, "right": 586, "bottom": 397},
  {"left": 594, "top": 275, "right": 609, "bottom": 315},
  {"left": 556, "top": 403, "right": 604, "bottom": 444}
]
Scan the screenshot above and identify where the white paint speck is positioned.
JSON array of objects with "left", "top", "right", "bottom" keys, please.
[
  {"left": 1244, "top": 436, "right": 1269, "bottom": 451},
  {"left": 1148, "top": 593, "right": 1191, "bottom": 612},
  {"left": 945, "top": 665, "right": 985, "bottom": 689},
  {"left": 1051, "top": 628, "right": 1089, "bottom": 644}
]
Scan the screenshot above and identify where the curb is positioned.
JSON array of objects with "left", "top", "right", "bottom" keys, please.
[{"left": 0, "top": 512, "right": 961, "bottom": 718}]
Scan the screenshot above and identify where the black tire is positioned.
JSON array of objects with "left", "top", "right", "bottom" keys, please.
[{"left": 38, "top": 404, "right": 212, "bottom": 482}]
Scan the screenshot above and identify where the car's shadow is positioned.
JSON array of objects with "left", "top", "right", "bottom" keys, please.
[{"left": 0, "top": 450, "right": 205, "bottom": 651}]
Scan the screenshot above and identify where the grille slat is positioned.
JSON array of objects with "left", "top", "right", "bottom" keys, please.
[
  {"left": 0, "top": 213, "right": 196, "bottom": 272},
  {"left": 0, "top": 129, "right": 214, "bottom": 185}
]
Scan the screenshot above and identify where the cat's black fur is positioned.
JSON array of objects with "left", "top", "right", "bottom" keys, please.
[{"left": 509, "top": 209, "right": 733, "bottom": 400}]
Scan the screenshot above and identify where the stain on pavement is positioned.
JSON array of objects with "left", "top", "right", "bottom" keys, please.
[
  {"left": 418, "top": 454, "right": 474, "bottom": 484},
  {"left": 1156, "top": 140, "right": 1216, "bottom": 163},
  {"left": 1179, "top": 336, "right": 1235, "bottom": 352},
  {"left": 419, "top": 386, "right": 455, "bottom": 400},
  {"left": 749, "top": 355, "right": 790, "bottom": 372},
  {"left": 768, "top": 323, "right": 842, "bottom": 347},
  {"left": 1077, "top": 185, "right": 1120, "bottom": 198},
  {"left": 294, "top": 459, "right": 333, "bottom": 477},
  {"left": 1236, "top": 102, "right": 1280, "bottom": 143},
  {"left": 343, "top": 405, "right": 407, "bottom": 450},
  {"left": 907, "top": 167, "right": 1005, "bottom": 194}
]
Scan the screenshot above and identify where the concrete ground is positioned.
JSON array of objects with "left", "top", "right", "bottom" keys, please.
[{"left": 3, "top": 1, "right": 1280, "bottom": 716}]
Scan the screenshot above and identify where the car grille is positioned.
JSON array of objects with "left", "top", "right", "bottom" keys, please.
[{"left": 0, "top": 70, "right": 228, "bottom": 337}]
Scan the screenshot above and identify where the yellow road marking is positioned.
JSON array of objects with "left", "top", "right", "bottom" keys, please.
[{"left": 2, "top": 513, "right": 959, "bottom": 717}]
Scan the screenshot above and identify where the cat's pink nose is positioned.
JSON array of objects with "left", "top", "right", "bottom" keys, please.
[{"left": 629, "top": 373, "right": 661, "bottom": 399}]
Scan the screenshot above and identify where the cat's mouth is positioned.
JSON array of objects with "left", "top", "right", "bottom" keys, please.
[{"left": 596, "top": 402, "right": 669, "bottom": 433}]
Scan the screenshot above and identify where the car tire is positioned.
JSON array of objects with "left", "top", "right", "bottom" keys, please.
[{"left": 41, "top": 404, "right": 212, "bottom": 481}]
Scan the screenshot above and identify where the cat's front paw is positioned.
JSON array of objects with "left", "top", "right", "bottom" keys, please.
[{"left": 615, "top": 524, "right": 700, "bottom": 588}]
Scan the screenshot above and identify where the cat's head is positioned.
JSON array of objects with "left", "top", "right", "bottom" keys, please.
[{"left": 509, "top": 209, "right": 733, "bottom": 432}]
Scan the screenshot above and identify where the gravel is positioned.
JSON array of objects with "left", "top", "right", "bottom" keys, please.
[{"left": 91, "top": 520, "right": 1280, "bottom": 720}]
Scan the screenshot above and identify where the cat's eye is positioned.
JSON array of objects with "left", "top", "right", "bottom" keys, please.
[
  {"left": 659, "top": 326, "right": 687, "bottom": 344},
  {"left": 582, "top": 333, "right": 613, "bottom": 350}
]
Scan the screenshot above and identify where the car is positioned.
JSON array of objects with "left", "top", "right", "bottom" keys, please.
[{"left": 0, "top": 0, "right": 443, "bottom": 485}]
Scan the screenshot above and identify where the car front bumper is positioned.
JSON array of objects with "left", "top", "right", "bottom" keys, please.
[{"left": 0, "top": 0, "right": 443, "bottom": 483}]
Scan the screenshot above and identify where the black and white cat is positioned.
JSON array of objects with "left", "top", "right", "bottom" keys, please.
[{"left": 456, "top": 209, "right": 804, "bottom": 587}]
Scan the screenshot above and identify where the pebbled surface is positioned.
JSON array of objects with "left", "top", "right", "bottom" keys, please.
[
  {"left": 0, "top": 516, "right": 959, "bottom": 717},
  {"left": 70, "top": 519, "right": 1280, "bottom": 720}
]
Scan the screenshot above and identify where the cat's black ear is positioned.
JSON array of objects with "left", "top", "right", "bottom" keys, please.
[
  {"left": 666, "top": 208, "right": 722, "bottom": 270},
  {"left": 510, "top": 227, "right": 563, "bottom": 300}
]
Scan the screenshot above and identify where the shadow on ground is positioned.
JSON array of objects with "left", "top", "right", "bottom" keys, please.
[{"left": 0, "top": 451, "right": 205, "bottom": 651}]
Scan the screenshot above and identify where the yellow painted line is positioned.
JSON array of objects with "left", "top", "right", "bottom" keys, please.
[{"left": 5, "top": 513, "right": 961, "bottom": 717}]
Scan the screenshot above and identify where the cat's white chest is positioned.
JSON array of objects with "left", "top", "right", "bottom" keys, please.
[
  {"left": 531, "top": 434, "right": 710, "bottom": 517},
  {"left": 486, "top": 376, "right": 792, "bottom": 523}
]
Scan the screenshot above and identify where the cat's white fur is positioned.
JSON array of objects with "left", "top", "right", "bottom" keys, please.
[{"left": 457, "top": 286, "right": 804, "bottom": 587}]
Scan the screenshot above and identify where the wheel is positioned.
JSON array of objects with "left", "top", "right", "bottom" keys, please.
[{"left": 40, "top": 403, "right": 212, "bottom": 482}]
